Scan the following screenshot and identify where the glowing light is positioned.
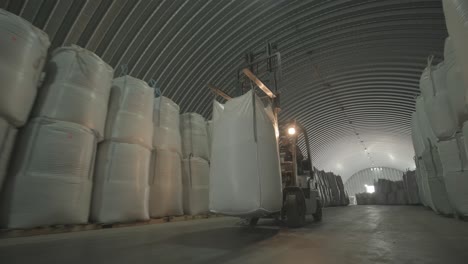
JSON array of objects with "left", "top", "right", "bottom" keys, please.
[
  {"left": 337, "top": 163, "right": 343, "bottom": 169},
  {"left": 389, "top": 154, "right": 395, "bottom": 160},
  {"left": 365, "top": 184, "right": 375, "bottom": 193},
  {"left": 288, "top": 127, "right": 296, "bottom": 135}
]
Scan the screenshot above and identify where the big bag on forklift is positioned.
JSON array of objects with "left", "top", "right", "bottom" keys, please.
[{"left": 209, "top": 91, "right": 282, "bottom": 217}]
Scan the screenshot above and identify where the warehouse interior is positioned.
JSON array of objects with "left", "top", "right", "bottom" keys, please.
[{"left": 1, "top": 0, "right": 468, "bottom": 263}]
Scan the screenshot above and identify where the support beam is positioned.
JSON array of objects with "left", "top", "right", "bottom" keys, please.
[
  {"left": 241, "top": 68, "right": 276, "bottom": 98},
  {"left": 208, "top": 84, "right": 232, "bottom": 100}
]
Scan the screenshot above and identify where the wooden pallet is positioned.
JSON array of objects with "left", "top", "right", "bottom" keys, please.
[{"left": 0, "top": 214, "right": 222, "bottom": 239}]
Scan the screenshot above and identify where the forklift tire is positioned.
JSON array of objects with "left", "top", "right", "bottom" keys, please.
[
  {"left": 249, "top": 217, "right": 259, "bottom": 227},
  {"left": 313, "top": 200, "right": 322, "bottom": 222},
  {"left": 285, "top": 194, "right": 306, "bottom": 228}
]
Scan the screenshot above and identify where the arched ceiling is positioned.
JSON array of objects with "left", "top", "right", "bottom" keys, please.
[{"left": 3, "top": 0, "right": 447, "bottom": 181}]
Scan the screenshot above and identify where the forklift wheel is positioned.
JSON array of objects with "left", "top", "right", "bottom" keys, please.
[
  {"left": 285, "top": 194, "right": 306, "bottom": 228},
  {"left": 313, "top": 200, "right": 322, "bottom": 222},
  {"left": 249, "top": 217, "right": 259, "bottom": 227}
]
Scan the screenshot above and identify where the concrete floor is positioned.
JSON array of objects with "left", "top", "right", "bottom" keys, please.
[{"left": 0, "top": 206, "right": 467, "bottom": 264}]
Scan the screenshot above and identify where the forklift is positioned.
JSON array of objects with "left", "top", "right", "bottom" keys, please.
[{"left": 209, "top": 43, "right": 322, "bottom": 228}]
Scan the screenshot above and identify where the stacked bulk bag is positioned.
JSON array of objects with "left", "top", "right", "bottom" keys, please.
[
  {"left": 1, "top": 44, "right": 112, "bottom": 228},
  {"left": 0, "top": 9, "right": 50, "bottom": 127},
  {"left": 0, "top": 10, "right": 49, "bottom": 193},
  {"left": 91, "top": 75, "right": 153, "bottom": 223},
  {"left": 0, "top": 119, "right": 17, "bottom": 190},
  {"left": 403, "top": 171, "right": 420, "bottom": 205},
  {"left": 415, "top": 97, "right": 453, "bottom": 214},
  {"left": 443, "top": 0, "right": 468, "bottom": 96},
  {"left": 206, "top": 120, "right": 213, "bottom": 158},
  {"left": 0, "top": 119, "right": 97, "bottom": 228},
  {"left": 104, "top": 76, "right": 153, "bottom": 149},
  {"left": 209, "top": 91, "right": 282, "bottom": 217},
  {"left": 91, "top": 142, "right": 150, "bottom": 223},
  {"left": 32, "top": 45, "right": 114, "bottom": 139},
  {"left": 182, "top": 157, "right": 209, "bottom": 215},
  {"left": 444, "top": 38, "right": 468, "bottom": 124},
  {"left": 150, "top": 149, "right": 183, "bottom": 217},
  {"left": 150, "top": 96, "right": 183, "bottom": 218},
  {"left": 180, "top": 112, "right": 210, "bottom": 215},
  {"left": 181, "top": 113, "right": 210, "bottom": 160},
  {"left": 153, "top": 97, "right": 181, "bottom": 153},
  {"left": 437, "top": 133, "right": 468, "bottom": 217}
]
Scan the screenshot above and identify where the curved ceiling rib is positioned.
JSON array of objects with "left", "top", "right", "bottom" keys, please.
[{"left": 3, "top": 0, "right": 447, "bottom": 181}]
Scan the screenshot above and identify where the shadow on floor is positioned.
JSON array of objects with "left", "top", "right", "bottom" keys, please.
[
  {"left": 167, "top": 226, "right": 279, "bottom": 250},
  {"left": 256, "top": 217, "right": 323, "bottom": 230}
]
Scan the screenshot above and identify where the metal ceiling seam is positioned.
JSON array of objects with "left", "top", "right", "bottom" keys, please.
[
  {"left": 153, "top": 0, "right": 250, "bottom": 88},
  {"left": 155, "top": 0, "right": 262, "bottom": 99},
  {"left": 99, "top": 0, "right": 143, "bottom": 60},
  {"left": 112, "top": 0, "right": 167, "bottom": 68},
  {"left": 139, "top": 0, "right": 213, "bottom": 81},
  {"left": 133, "top": 0, "right": 190, "bottom": 78},
  {"left": 84, "top": 0, "right": 128, "bottom": 51}
]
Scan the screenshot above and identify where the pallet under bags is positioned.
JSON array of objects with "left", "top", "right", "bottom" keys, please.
[
  {"left": 91, "top": 142, "right": 150, "bottom": 223},
  {"left": 149, "top": 149, "right": 183, "bottom": 218},
  {"left": 209, "top": 91, "right": 282, "bottom": 217},
  {"left": 32, "top": 45, "right": 114, "bottom": 139},
  {"left": 105, "top": 76, "right": 154, "bottom": 149},
  {"left": 180, "top": 113, "right": 209, "bottom": 160},
  {"left": 0, "top": 9, "right": 50, "bottom": 127},
  {"left": 0, "top": 118, "right": 96, "bottom": 228},
  {"left": 437, "top": 133, "right": 468, "bottom": 217},
  {"left": 0, "top": 118, "right": 17, "bottom": 190}
]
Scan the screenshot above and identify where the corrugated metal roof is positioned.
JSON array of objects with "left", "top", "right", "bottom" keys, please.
[{"left": 2, "top": 0, "right": 447, "bottom": 181}]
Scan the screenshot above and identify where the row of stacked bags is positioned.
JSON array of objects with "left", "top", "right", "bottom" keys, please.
[
  {"left": 0, "top": 9, "right": 210, "bottom": 229},
  {"left": 410, "top": 0, "right": 468, "bottom": 219}
]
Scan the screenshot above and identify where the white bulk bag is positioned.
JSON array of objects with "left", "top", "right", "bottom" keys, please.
[
  {"left": 0, "top": 118, "right": 17, "bottom": 190},
  {"left": 206, "top": 121, "right": 212, "bottom": 157},
  {"left": 182, "top": 157, "right": 209, "bottom": 215},
  {"left": 105, "top": 76, "right": 154, "bottom": 148},
  {"left": 0, "top": 118, "right": 96, "bottom": 228},
  {"left": 443, "top": 0, "right": 468, "bottom": 98},
  {"left": 417, "top": 160, "right": 436, "bottom": 211},
  {"left": 149, "top": 149, "right": 183, "bottom": 218},
  {"left": 180, "top": 113, "right": 209, "bottom": 160},
  {"left": 444, "top": 38, "right": 468, "bottom": 124},
  {"left": 421, "top": 148, "right": 454, "bottom": 215},
  {"left": 420, "top": 60, "right": 458, "bottom": 139},
  {"left": 437, "top": 133, "right": 468, "bottom": 216},
  {"left": 153, "top": 126, "right": 181, "bottom": 154},
  {"left": 91, "top": 142, "right": 150, "bottom": 223},
  {"left": 209, "top": 91, "right": 282, "bottom": 217},
  {"left": 0, "top": 10, "right": 50, "bottom": 127},
  {"left": 463, "top": 121, "right": 468, "bottom": 155},
  {"left": 437, "top": 133, "right": 468, "bottom": 172},
  {"left": 33, "top": 46, "right": 113, "bottom": 139},
  {"left": 411, "top": 112, "right": 425, "bottom": 157},
  {"left": 415, "top": 96, "right": 438, "bottom": 147},
  {"left": 152, "top": 96, "right": 181, "bottom": 153},
  {"left": 444, "top": 171, "right": 468, "bottom": 217},
  {"left": 153, "top": 96, "right": 180, "bottom": 129}
]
